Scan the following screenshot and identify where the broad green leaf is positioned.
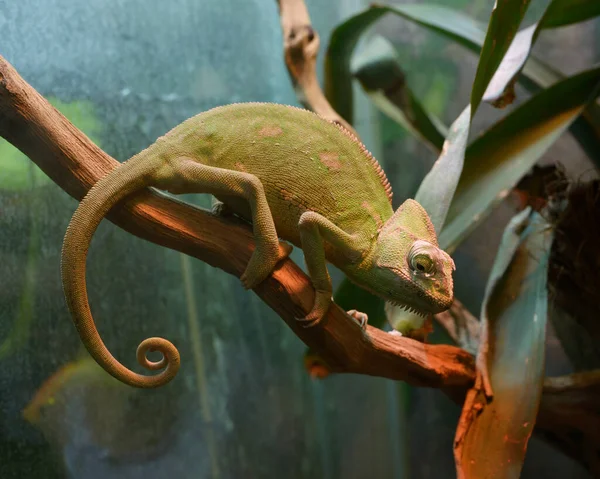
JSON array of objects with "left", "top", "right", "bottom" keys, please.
[
  {"left": 439, "top": 66, "right": 600, "bottom": 253},
  {"left": 483, "top": 0, "right": 600, "bottom": 107},
  {"left": 455, "top": 210, "right": 552, "bottom": 478},
  {"left": 325, "top": 8, "right": 387, "bottom": 123},
  {"left": 542, "top": 0, "right": 600, "bottom": 28},
  {"left": 483, "top": 25, "right": 537, "bottom": 107},
  {"left": 325, "top": 4, "right": 598, "bottom": 166},
  {"left": 351, "top": 35, "right": 447, "bottom": 153},
  {"left": 325, "top": 4, "right": 488, "bottom": 124},
  {"left": 470, "top": 0, "right": 533, "bottom": 113},
  {"left": 415, "top": 106, "right": 470, "bottom": 233}
]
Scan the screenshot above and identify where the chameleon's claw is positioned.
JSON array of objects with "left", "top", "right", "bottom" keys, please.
[
  {"left": 295, "top": 315, "right": 322, "bottom": 328},
  {"left": 346, "top": 309, "right": 368, "bottom": 329},
  {"left": 295, "top": 289, "right": 332, "bottom": 328}
]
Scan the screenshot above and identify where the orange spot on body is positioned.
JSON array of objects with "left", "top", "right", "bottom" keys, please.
[
  {"left": 319, "top": 151, "right": 342, "bottom": 170},
  {"left": 362, "top": 200, "right": 384, "bottom": 229},
  {"left": 234, "top": 162, "right": 247, "bottom": 173},
  {"left": 258, "top": 125, "right": 283, "bottom": 137},
  {"left": 280, "top": 188, "right": 294, "bottom": 202}
]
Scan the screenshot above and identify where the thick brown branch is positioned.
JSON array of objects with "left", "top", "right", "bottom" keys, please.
[
  {"left": 0, "top": 54, "right": 474, "bottom": 389},
  {"left": 276, "top": 0, "right": 356, "bottom": 134}
]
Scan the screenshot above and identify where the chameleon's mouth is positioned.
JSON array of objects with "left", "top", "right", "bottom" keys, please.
[{"left": 387, "top": 299, "right": 430, "bottom": 317}]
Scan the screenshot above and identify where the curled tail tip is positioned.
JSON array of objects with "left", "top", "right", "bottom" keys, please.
[{"left": 131, "top": 337, "right": 181, "bottom": 388}]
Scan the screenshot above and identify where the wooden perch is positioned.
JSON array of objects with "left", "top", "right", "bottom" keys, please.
[{"left": 0, "top": 54, "right": 474, "bottom": 389}]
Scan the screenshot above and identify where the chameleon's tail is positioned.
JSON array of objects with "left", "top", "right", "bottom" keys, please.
[{"left": 61, "top": 154, "right": 180, "bottom": 388}]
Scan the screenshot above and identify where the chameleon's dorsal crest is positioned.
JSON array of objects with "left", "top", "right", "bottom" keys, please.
[{"left": 384, "top": 199, "right": 438, "bottom": 246}]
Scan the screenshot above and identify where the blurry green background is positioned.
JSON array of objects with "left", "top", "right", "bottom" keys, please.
[{"left": 0, "top": 1, "right": 597, "bottom": 478}]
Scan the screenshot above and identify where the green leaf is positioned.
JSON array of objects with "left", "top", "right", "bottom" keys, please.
[
  {"left": 325, "top": 4, "right": 488, "bottom": 124},
  {"left": 415, "top": 106, "right": 470, "bottom": 233},
  {"left": 541, "top": 0, "right": 600, "bottom": 28},
  {"left": 439, "top": 66, "right": 600, "bottom": 253},
  {"left": 483, "top": 0, "right": 600, "bottom": 107},
  {"left": 482, "top": 24, "right": 537, "bottom": 107},
  {"left": 325, "top": 4, "right": 599, "bottom": 166},
  {"left": 325, "top": 8, "right": 387, "bottom": 123},
  {"left": 470, "top": 0, "right": 533, "bottom": 113},
  {"left": 454, "top": 209, "right": 553, "bottom": 478},
  {"left": 351, "top": 35, "right": 447, "bottom": 153}
]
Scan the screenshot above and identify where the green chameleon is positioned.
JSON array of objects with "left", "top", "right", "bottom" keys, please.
[{"left": 61, "top": 103, "right": 455, "bottom": 388}]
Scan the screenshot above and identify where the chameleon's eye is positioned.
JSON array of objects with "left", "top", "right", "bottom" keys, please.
[{"left": 409, "top": 253, "right": 435, "bottom": 274}]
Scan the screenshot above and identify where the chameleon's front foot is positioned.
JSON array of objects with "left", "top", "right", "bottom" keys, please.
[
  {"left": 346, "top": 309, "right": 368, "bottom": 329},
  {"left": 240, "top": 240, "right": 293, "bottom": 289},
  {"left": 295, "top": 289, "right": 332, "bottom": 328}
]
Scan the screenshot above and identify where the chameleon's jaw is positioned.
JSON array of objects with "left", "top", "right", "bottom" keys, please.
[
  {"left": 347, "top": 270, "right": 452, "bottom": 317},
  {"left": 386, "top": 299, "right": 430, "bottom": 317}
]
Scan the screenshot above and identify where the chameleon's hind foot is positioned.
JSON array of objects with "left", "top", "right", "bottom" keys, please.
[
  {"left": 211, "top": 200, "right": 235, "bottom": 217},
  {"left": 346, "top": 309, "right": 368, "bottom": 329},
  {"left": 295, "top": 289, "right": 332, "bottom": 328},
  {"left": 240, "top": 240, "right": 293, "bottom": 289}
]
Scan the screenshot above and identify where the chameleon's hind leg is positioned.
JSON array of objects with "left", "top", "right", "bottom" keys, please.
[
  {"left": 167, "top": 158, "right": 292, "bottom": 288},
  {"left": 297, "top": 211, "right": 363, "bottom": 327}
]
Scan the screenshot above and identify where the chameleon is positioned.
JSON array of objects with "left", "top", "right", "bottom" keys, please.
[{"left": 61, "top": 102, "right": 455, "bottom": 389}]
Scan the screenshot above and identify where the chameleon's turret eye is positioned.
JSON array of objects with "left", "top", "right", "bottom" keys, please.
[
  {"left": 408, "top": 241, "right": 437, "bottom": 275},
  {"left": 410, "top": 253, "right": 435, "bottom": 274}
]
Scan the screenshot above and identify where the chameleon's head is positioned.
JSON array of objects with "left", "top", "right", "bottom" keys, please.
[{"left": 365, "top": 199, "right": 455, "bottom": 315}]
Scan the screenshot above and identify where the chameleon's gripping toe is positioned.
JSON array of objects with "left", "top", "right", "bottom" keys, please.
[
  {"left": 295, "top": 289, "right": 333, "bottom": 328},
  {"left": 346, "top": 309, "right": 368, "bottom": 329}
]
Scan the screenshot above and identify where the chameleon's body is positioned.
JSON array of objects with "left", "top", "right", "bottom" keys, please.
[{"left": 61, "top": 103, "right": 455, "bottom": 389}]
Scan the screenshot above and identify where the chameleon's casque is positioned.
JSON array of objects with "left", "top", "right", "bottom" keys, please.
[{"left": 61, "top": 102, "right": 455, "bottom": 388}]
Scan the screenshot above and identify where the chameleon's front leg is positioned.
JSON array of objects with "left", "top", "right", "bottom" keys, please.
[
  {"left": 168, "top": 158, "right": 291, "bottom": 288},
  {"left": 297, "top": 211, "right": 364, "bottom": 327}
]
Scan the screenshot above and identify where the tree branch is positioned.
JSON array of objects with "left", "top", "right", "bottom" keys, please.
[
  {"left": 0, "top": 54, "right": 475, "bottom": 389},
  {"left": 276, "top": 0, "right": 356, "bottom": 134}
]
